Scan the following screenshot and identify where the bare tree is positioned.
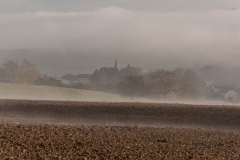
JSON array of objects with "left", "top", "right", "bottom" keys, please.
[{"left": 149, "top": 69, "right": 183, "bottom": 98}]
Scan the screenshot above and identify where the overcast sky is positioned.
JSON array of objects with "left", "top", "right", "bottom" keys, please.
[
  {"left": 1, "top": 0, "right": 240, "bottom": 13},
  {"left": 0, "top": 0, "right": 240, "bottom": 75}
]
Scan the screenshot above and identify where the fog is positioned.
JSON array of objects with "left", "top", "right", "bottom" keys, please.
[
  {"left": 0, "top": 5, "right": 240, "bottom": 75},
  {"left": 1, "top": 3, "right": 240, "bottom": 154},
  {"left": 1, "top": 0, "right": 240, "bottom": 13},
  {"left": 0, "top": 1, "right": 240, "bottom": 102}
]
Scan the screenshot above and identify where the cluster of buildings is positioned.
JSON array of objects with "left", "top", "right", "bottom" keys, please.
[
  {"left": 205, "top": 82, "right": 240, "bottom": 101},
  {"left": 60, "top": 58, "right": 119, "bottom": 85},
  {"left": 47, "top": 57, "right": 240, "bottom": 102},
  {"left": 60, "top": 74, "right": 91, "bottom": 85}
]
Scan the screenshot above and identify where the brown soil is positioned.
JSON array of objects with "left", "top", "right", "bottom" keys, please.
[
  {"left": 1, "top": 124, "right": 240, "bottom": 159},
  {"left": 1, "top": 99, "right": 240, "bottom": 129},
  {"left": 0, "top": 99, "right": 240, "bottom": 159}
]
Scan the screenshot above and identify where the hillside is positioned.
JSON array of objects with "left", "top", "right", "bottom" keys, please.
[{"left": 0, "top": 82, "right": 123, "bottom": 101}]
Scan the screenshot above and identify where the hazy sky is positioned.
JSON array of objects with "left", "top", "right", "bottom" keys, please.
[
  {"left": 0, "top": 0, "right": 240, "bottom": 75},
  {"left": 0, "top": 0, "right": 240, "bottom": 13}
]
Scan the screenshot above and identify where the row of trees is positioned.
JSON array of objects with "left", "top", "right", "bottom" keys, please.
[
  {"left": 90, "top": 64, "right": 203, "bottom": 99},
  {"left": 91, "top": 64, "right": 142, "bottom": 84},
  {"left": 2, "top": 58, "right": 240, "bottom": 100},
  {"left": 199, "top": 65, "right": 240, "bottom": 85},
  {"left": 118, "top": 68, "right": 203, "bottom": 99},
  {"left": 0, "top": 59, "right": 42, "bottom": 84},
  {"left": 90, "top": 64, "right": 240, "bottom": 99}
]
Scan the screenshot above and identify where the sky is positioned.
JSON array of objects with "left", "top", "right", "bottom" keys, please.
[{"left": 0, "top": 0, "right": 240, "bottom": 75}]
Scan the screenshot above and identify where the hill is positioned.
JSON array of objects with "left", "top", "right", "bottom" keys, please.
[{"left": 0, "top": 82, "right": 123, "bottom": 101}]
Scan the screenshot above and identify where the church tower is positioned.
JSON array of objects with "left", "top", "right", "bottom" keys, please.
[{"left": 114, "top": 57, "right": 119, "bottom": 69}]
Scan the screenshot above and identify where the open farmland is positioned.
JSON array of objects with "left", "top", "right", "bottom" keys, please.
[{"left": 1, "top": 99, "right": 240, "bottom": 159}]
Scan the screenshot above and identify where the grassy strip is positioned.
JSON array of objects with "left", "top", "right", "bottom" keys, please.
[{"left": 0, "top": 82, "right": 122, "bottom": 101}]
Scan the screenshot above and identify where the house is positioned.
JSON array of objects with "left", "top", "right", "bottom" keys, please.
[
  {"left": 60, "top": 79, "right": 71, "bottom": 85},
  {"left": 61, "top": 73, "right": 91, "bottom": 84},
  {"left": 205, "top": 84, "right": 239, "bottom": 101}
]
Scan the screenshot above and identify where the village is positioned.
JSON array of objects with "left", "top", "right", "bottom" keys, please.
[
  {"left": 34, "top": 59, "right": 240, "bottom": 102},
  {"left": 0, "top": 58, "right": 240, "bottom": 102}
]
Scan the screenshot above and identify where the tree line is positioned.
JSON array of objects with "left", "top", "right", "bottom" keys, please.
[
  {"left": 118, "top": 68, "right": 204, "bottom": 99},
  {"left": 90, "top": 64, "right": 240, "bottom": 99},
  {"left": 91, "top": 64, "right": 142, "bottom": 84},
  {"left": 0, "top": 59, "right": 65, "bottom": 87},
  {"left": 0, "top": 59, "right": 42, "bottom": 84},
  {"left": 90, "top": 65, "right": 204, "bottom": 99},
  {"left": 2, "top": 58, "right": 240, "bottom": 100}
]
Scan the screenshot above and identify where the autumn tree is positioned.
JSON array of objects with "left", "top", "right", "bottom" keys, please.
[
  {"left": 19, "top": 59, "right": 42, "bottom": 84},
  {"left": 0, "top": 59, "right": 42, "bottom": 84},
  {"left": 1, "top": 60, "right": 20, "bottom": 83}
]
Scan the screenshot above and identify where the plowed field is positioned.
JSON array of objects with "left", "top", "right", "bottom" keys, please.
[{"left": 1, "top": 99, "right": 240, "bottom": 159}]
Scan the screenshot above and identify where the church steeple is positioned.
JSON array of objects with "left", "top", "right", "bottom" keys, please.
[{"left": 114, "top": 57, "right": 118, "bottom": 69}]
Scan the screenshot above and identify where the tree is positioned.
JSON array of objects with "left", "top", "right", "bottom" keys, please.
[
  {"left": 19, "top": 59, "right": 42, "bottom": 84},
  {"left": 119, "top": 64, "right": 142, "bottom": 79},
  {"left": 149, "top": 69, "right": 182, "bottom": 98},
  {"left": 200, "top": 65, "right": 230, "bottom": 85},
  {"left": 91, "top": 64, "right": 143, "bottom": 84},
  {"left": 179, "top": 69, "right": 202, "bottom": 99},
  {"left": 0, "top": 59, "right": 42, "bottom": 84},
  {"left": 91, "top": 69, "right": 101, "bottom": 83},
  {"left": 34, "top": 74, "right": 63, "bottom": 87},
  {"left": 118, "top": 75, "right": 145, "bottom": 99},
  {"left": 1, "top": 60, "right": 19, "bottom": 83}
]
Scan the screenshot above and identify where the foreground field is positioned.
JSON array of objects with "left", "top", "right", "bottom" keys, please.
[
  {"left": 1, "top": 124, "right": 240, "bottom": 159},
  {"left": 1, "top": 99, "right": 240, "bottom": 159},
  {"left": 1, "top": 99, "right": 240, "bottom": 129}
]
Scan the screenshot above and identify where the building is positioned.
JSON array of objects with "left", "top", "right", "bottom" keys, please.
[
  {"left": 61, "top": 73, "right": 91, "bottom": 84},
  {"left": 205, "top": 84, "right": 239, "bottom": 101}
]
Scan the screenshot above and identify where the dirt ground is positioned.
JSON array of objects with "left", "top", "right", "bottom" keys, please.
[
  {"left": 0, "top": 99, "right": 240, "bottom": 159},
  {"left": 1, "top": 123, "right": 240, "bottom": 159}
]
